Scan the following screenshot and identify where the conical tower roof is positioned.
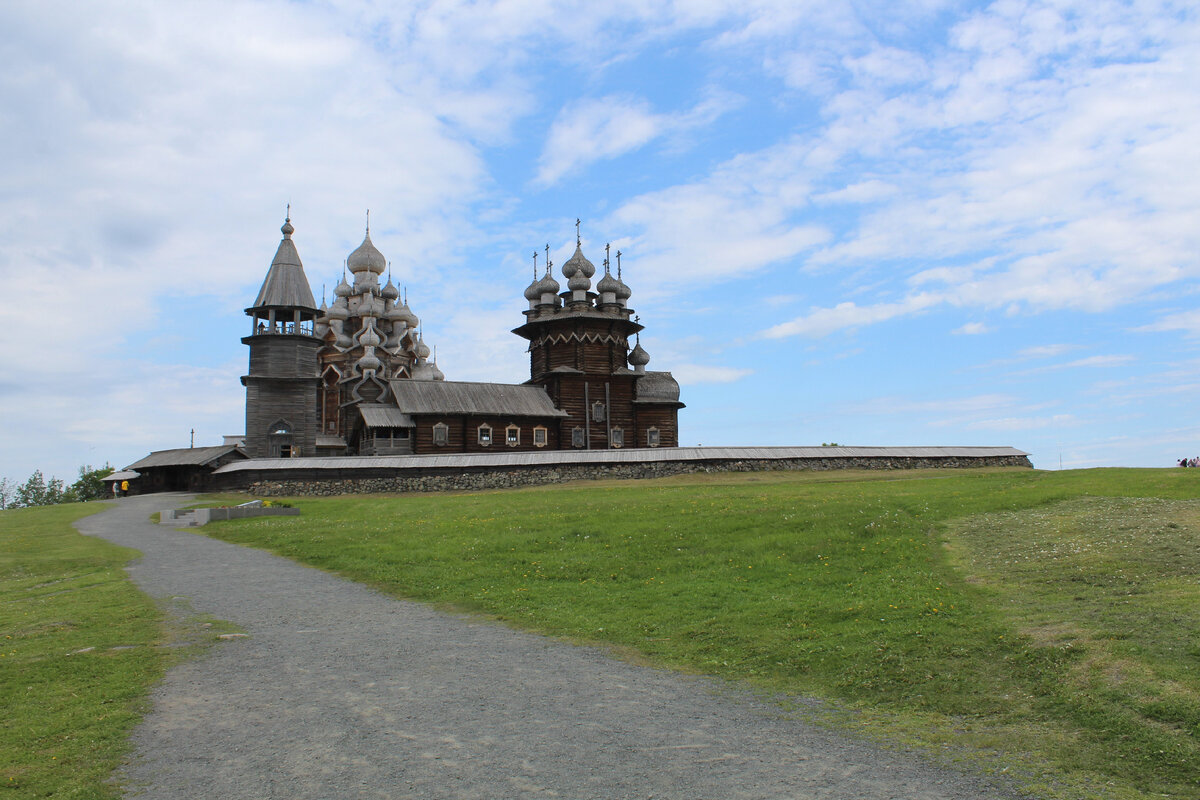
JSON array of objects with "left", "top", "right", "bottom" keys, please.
[{"left": 251, "top": 217, "right": 318, "bottom": 310}]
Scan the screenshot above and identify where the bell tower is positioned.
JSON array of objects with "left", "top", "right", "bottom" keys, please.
[{"left": 242, "top": 214, "right": 322, "bottom": 458}]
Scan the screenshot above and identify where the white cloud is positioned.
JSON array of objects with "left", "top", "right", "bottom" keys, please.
[
  {"left": 1135, "top": 310, "right": 1200, "bottom": 337},
  {"left": 534, "top": 91, "right": 739, "bottom": 186},
  {"left": 1063, "top": 355, "right": 1136, "bottom": 369},
  {"left": 851, "top": 393, "right": 1018, "bottom": 416},
  {"left": 966, "top": 414, "right": 1077, "bottom": 432},
  {"left": 1017, "top": 343, "right": 1077, "bottom": 359},
  {"left": 813, "top": 179, "right": 899, "bottom": 204},
  {"left": 953, "top": 321, "right": 990, "bottom": 335},
  {"left": 761, "top": 293, "right": 941, "bottom": 339},
  {"left": 607, "top": 147, "right": 831, "bottom": 293},
  {"left": 534, "top": 96, "right": 669, "bottom": 187},
  {"left": 784, "top": 2, "right": 1200, "bottom": 322},
  {"left": 1016, "top": 354, "right": 1136, "bottom": 375}
]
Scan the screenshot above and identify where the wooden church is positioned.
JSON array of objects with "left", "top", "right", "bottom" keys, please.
[{"left": 242, "top": 215, "right": 683, "bottom": 459}]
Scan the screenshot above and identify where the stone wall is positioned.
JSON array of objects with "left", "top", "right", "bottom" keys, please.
[{"left": 241, "top": 454, "right": 1032, "bottom": 497}]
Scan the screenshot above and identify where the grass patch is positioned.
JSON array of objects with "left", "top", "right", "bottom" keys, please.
[
  {"left": 0, "top": 503, "right": 230, "bottom": 798},
  {"left": 205, "top": 467, "right": 1200, "bottom": 799}
]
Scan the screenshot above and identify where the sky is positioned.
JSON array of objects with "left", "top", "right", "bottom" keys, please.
[{"left": 2, "top": 0, "right": 1198, "bottom": 483}]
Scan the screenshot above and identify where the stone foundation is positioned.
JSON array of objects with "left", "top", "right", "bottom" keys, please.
[{"left": 240, "top": 454, "right": 1032, "bottom": 497}]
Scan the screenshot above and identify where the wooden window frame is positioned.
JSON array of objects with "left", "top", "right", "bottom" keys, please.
[
  {"left": 532, "top": 426, "right": 548, "bottom": 447},
  {"left": 505, "top": 425, "right": 520, "bottom": 446},
  {"left": 432, "top": 422, "right": 449, "bottom": 447},
  {"left": 647, "top": 427, "right": 660, "bottom": 447},
  {"left": 478, "top": 424, "right": 493, "bottom": 447}
]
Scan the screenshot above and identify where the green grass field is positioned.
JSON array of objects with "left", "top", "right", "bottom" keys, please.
[
  {"left": 203, "top": 467, "right": 1200, "bottom": 800},
  {"left": 0, "top": 503, "right": 166, "bottom": 799}
]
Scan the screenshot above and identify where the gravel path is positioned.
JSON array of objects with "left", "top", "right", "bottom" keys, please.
[{"left": 78, "top": 493, "right": 1022, "bottom": 800}]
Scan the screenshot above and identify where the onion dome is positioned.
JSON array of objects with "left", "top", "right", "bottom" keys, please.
[
  {"left": 334, "top": 275, "right": 353, "bottom": 298},
  {"left": 357, "top": 293, "right": 383, "bottom": 318},
  {"left": 358, "top": 325, "right": 381, "bottom": 348},
  {"left": 381, "top": 277, "right": 399, "bottom": 302},
  {"left": 430, "top": 361, "right": 445, "bottom": 381},
  {"left": 326, "top": 297, "right": 349, "bottom": 320},
  {"left": 356, "top": 351, "right": 382, "bottom": 372},
  {"left": 281, "top": 218, "right": 295, "bottom": 238},
  {"left": 383, "top": 303, "right": 409, "bottom": 325},
  {"left": 568, "top": 270, "right": 590, "bottom": 292},
  {"left": 390, "top": 301, "right": 418, "bottom": 329},
  {"left": 628, "top": 342, "right": 650, "bottom": 368},
  {"left": 536, "top": 270, "right": 560, "bottom": 296},
  {"left": 615, "top": 277, "right": 632, "bottom": 301},
  {"left": 415, "top": 336, "right": 431, "bottom": 360},
  {"left": 348, "top": 231, "right": 387, "bottom": 275},
  {"left": 524, "top": 277, "right": 541, "bottom": 301},
  {"left": 597, "top": 271, "right": 620, "bottom": 295},
  {"left": 561, "top": 244, "right": 595, "bottom": 279}
]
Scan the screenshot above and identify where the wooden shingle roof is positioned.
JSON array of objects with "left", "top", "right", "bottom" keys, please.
[
  {"left": 358, "top": 405, "right": 416, "bottom": 428},
  {"left": 250, "top": 228, "right": 317, "bottom": 310},
  {"left": 214, "top": 445, "right": 1029, "bottom": 473},
  {"left": 126, "top": 445, "right": 247, "bottom": 470},
  {"left": 388, "top": 380, "right": 568, "bottom": 418}
]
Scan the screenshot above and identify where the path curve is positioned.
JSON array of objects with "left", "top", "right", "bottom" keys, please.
[{"left": 78, "top": 494, "right": 1021, "bottom": 800}]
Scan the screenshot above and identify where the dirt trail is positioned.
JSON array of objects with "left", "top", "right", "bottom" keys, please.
[{"left": 79, "top": 493, "right": 1021, "bottom": 799}]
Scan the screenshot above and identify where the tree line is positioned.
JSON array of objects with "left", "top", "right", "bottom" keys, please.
[{"left": 0, "top": 465, "right": 113, "bottom": 509}]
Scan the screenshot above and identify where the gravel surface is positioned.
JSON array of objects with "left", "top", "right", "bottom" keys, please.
[{"left": 78, "top": 493, "right": 1024, "bottom": 800}]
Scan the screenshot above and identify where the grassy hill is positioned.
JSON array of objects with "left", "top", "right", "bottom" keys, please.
[
  {"left": 205, "top": 467, "right": 1200, "bottom": 800},
  {"left": 1, "top": 504, "right": 166, "bottom": 798},
  {"left": 4, "top": 468, "right": 1196, "bottom": 799}
]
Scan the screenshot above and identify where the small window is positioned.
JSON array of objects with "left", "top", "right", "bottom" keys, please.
[
  {"left": 533, "top": 426, "right": 548, "bottom": 447},
  {"left": 433, "top": 422, "right": 449, "bottom": 446},
  {"left": 592, "top": 401, "right": 607, "bottom": 422},
  {"left": 571, "top": 427, "right": 586, "bottom": 448},
  {"left": 478, "top": 425, "right": 493, "bottom": 446},
  {"left": 610, "top": 428, "right": 624, "bottom": 449},
  {"left": 505, "top": 425, "right": 520, "bottom": 446},
  {"left": 647, "top": 427, "right": 660, "bottom": 447}
]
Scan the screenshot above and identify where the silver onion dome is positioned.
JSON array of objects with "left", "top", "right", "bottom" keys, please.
[
  {"left": 347, "top": 231, "right": 387, "bottom": 275},
  {"left": 326, "top": 297, "right": 349, "bottom": 320},
  {"left": 561, "top": 244, "right": 595, "bottom": 279}
]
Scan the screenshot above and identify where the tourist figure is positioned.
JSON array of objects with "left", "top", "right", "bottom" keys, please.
[{"left": 120, "top": 480, "right": 130, "bottom": 497}]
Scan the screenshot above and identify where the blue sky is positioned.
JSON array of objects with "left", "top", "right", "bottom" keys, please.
[{"left": 2, "top": 0, "right": 1198, "bottom": 483}]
